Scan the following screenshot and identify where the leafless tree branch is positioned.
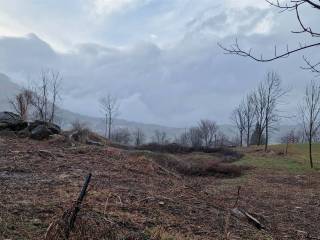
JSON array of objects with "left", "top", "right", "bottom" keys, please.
[{"left": 218, "top": 0, "right": 320, "bottom": 73}]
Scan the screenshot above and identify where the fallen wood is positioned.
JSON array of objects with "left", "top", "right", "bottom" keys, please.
[
  {"left": 67, "top": 173, "right": 92, "bottom": 236},
  {"left": 86, "top": 139, "right": 104, "bottom": 146},
  {"left": 38, "top": 150, "right": 57, "bottom": 160},
  {"left": 45, "top": 173, "right": 92, "bottom": 239},
  {"left": 231, "top": 207, "right": 264, "bottom": 230}
]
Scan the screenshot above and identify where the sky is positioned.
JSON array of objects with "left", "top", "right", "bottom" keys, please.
[{"left": 0, "top": 0, "right": 319, "bottom": 127}]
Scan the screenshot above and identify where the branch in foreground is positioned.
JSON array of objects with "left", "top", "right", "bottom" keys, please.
[
  {"left": 218, "top": 40, "right": 320, "bottom": 73},
  {"left": 266, "top": 0, "right": 320, "bottom": 11},
  {"left": 302, "top": 55, "right": 320, "bottom": 74}
]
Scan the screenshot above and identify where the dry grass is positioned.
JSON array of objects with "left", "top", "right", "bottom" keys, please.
[
  {"left": 140, "top": 151, "right": 244, "bottom": 177},
  {"left": 1, "top": 137, "right": 320, "bottom": 239}
]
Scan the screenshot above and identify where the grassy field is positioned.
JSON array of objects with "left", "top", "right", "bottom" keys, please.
[{"left": 237, "top": 143, "right": 320, "bottom": 173}]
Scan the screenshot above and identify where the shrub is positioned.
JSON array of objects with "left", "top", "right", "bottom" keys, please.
[
  {"left": 178, "top": 161, "right": 243, "bottom": 177},
  {"left": 148, "top": 152, "right": 243, "bottom": 178},
  {"left": 136, "top": 143, "right": 243, "bottom": 162}
]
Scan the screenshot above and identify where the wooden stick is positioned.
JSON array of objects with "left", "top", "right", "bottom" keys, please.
[{"left": 65, "top": 173, "right": 92, "bottom": 239}]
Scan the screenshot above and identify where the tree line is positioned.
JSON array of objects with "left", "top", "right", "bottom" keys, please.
[
  {"left": 231, "top": 71, "right": 287, "bottom": 151},
  {"left": 174, "top": 120, "right": 230, "bottom": 148},
  {"left": 231, "top": 70, "right": 320, "bottom": 169}
]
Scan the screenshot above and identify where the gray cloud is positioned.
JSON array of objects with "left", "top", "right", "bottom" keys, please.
[{"left": 0, "top": 3, "right": 319, "bottom": 127}]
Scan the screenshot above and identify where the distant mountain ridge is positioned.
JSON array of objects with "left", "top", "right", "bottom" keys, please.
[
  {"left": 0, "top": 73, "right": 185, "bottom": 140},
  {"left": 0, "top": 73, "right": 20, "bottom": 111},
  {"left": 0, "top": 73, "right": 297, "bottom": 143}
]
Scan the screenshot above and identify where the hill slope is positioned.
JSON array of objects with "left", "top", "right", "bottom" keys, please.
[
  {"left": 0, "top": 73, "right": 184, "bottom": 140},
  {"left": 0, "top": 72, "right": 298, "bottom": 143},
  {"left": 0, "top": 73, "right": 20, "bottom": 111},
  {"left": 1, "top": 137, "right": 319, "bottom": 239}
]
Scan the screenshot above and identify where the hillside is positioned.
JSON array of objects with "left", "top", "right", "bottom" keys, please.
[
  {"left": 1, "top": 135, "right": 319, "bottom": 239},
  {"left": 0, "top": 73, "right": 184, "bottom": 140},
  {"left": 0, "top": 73, "right": 20, "bottom": 111},
  {"left": 0, "top": 73, "right": 298, "bottom": 143}
]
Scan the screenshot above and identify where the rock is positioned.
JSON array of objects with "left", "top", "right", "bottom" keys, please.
[
  {"left": 0, "top": 112, "right": 28, "bottom": 131},
  {"left": 30, "top": 125, "right": 52, "bottom": 140},
  {"left": 0, "top": 111, "right": 20, "bottom": 122},
  {"left": 48, "top": 134, "right": 66, "bottom": 143},
  {"left": 28, "top": 120, "right": 61, "bottom": 134},
  {"left": 17, "top": 128, "right": 31, "bottom": 138}
]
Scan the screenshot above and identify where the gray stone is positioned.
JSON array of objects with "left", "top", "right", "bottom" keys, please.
[
  {"left": 0, "top": 112, "right": 27, "bottom": 131},
  {"left": 28, "top": 120, "right": 61, "bottom": 134},
  {"left": 17, "top": 128, "right": 31, "bottom": 138},
  {"left": 30, "top": 125, "right": 52, "bottom": 140}
]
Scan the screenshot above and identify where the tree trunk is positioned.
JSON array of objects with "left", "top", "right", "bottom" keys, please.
[
  {"left": 309, "top": 136, "right": 313, "bottom": 168},
  {"left": 240, "top": 130, "right": 243, "bottom": 147},
  {"left": 105, "top": 114, "right": 108, "bottom": 139},
  {"left": 285, "top": 140, "right": 288, "bottom": 155},
  {"left": 246, "top": 123, "right": 250, "bottom": 147},
  {"left": 264, "top": 119, "right": 268, "bottom": 152},
  {"left": 108, "top": 115, "right": 112, "bottom": 139},
  {"left": 257, "top": 132, "right": 261, "bottom": 146}
]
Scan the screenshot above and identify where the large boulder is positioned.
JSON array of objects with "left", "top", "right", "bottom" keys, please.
[
  {"left": 28, "top": 120, "right": 61, "bottom": 134},
  {"left": 17, "top": 128, "right": 31, "bottom": 138},
  {"left": 0, "top": 112, "right": 28, "bottom": 131},
  {"left": 30, "top": 125, "right": 53, "bottom": 140},
  {"left": 0, "top": 111, "right": 20, "bottom": 122}
]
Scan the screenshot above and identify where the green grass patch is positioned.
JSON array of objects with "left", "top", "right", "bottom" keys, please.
[
  {"left": 237, "top": 155, "right": 315, "bottom": 173},
  {"left": 237, "top": 143, "right": 320, "bottom": 173}
]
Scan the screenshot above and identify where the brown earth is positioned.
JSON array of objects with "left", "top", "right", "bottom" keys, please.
[{"left": 0, "top": 136, "right": 319, "bottom": 239}]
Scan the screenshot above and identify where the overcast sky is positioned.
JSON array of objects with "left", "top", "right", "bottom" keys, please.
[{"left": 0, "top": 0, "right": 319, "bottom": 127}]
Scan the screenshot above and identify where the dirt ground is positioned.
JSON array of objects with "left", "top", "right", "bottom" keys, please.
[{"left": 0, "top": 136, "right": 320, "bottom": 239}]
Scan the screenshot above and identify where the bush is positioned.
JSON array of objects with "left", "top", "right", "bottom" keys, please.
[
  {"left": 148, "top": 152, "right": 243, "bottom": 178},
  {"left": 177, "top": 161, "right": 243, "bottom": 177},
  {"left": 71, "top": 122, "right": 90, "bottom": 143},
  {"left": 136, "top": 143, "right": 243, "bottom": 162},
  {"left": 69, "top": 120, "right": 107, "bottom": 145}
]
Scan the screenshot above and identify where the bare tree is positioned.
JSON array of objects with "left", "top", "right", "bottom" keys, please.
[
  {"left": 132, "top": 128, "right": 146, "bottom": 146},
  {"left": 99, "top": 94, "right": 119, "bottom": 139},
  {"left": 31, "top": 69, "right": 61, "bottom": 123},
  {"left": 300, "top": 80, "right": 320, "bottom": 168},
  {"left": 189, "top": 127, "right": 203, "bottom": 148},
  {"left": 215, "top": 131, "right": 230, "bottom": 147},
  {"left": 153, "top": 130, "right": 168, "bottom": 145},
  {"left": 252, "top": 83, "right": 268, "bottom": 145},
  {"left": 71, "top": 119, "right": 88, "bottom": 132},
  {"left": 263, "top": 72, "right": 287, "bottom": 151},
  {"left": 280, "top": 130, "right": 300, "bottom": 155},
  {"left": 9, "top": 89, "right": 33, "bottom": 121},
  {"left": 243, "top": 94, "right": 256, "bottom": 147},
  {"left": 198, "top": 119, "right": 218, "bottom": 148},
  {"left": 296, "top": 128, "right": 307, "bottom": 143},
  {"left": 176, "top": 129, "right": 190, "bottom": 146},
  {"left": 219, "top": 1, "right": 320, "bottom": 74},
  {"left": 111, "top": 128, "right": 131, "bottom": 145},
  {"left": 231, "top": 105, "right": 246, "bottom": 147}
]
